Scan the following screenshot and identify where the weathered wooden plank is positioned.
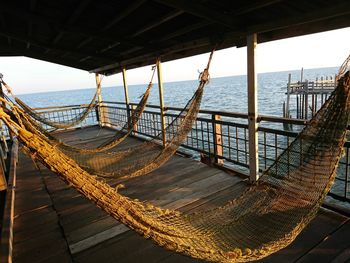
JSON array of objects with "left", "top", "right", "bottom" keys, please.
[
  {"left": 296, "top": 218, "right": 350, "bottom": 263},
  {"left": 65, "top": 165, "right": 224, "bottom": 251},
  {"left": 257, "top": 209, "right": 349, "bottom": 263},
  {"left": 11, "top": 152, "right": 73, "bottom": 263}
]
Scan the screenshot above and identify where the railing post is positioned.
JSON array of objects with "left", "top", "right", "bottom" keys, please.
[
  {"left": 156, "top": 59, "right": 166, "bottom": 147},
  {"left": 212, "top": 114, "right": 224, "bottom": 165},
  {"left": 122, "top": 67, "right": 131, "bottom": 125},
  {"left": 131, "top": 105, "right": 138, "bottom": 135},
  {"left": 247, "top": 33, "right": 259, "bottom": 182}
]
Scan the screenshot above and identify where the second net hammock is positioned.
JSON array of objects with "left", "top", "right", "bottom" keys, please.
[
  {"left": 1, "top": 65, "right": 157, "bottom": 153},
  {"left": 1, "top": 56, "right": 349, "bottom": 262},
  {"left": 3, "top": 76, "right": 102, "bottom": 130}
]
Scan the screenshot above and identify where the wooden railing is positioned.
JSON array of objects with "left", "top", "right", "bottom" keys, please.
[{"left": 5, "top": 102, "right": 350, "bottom": 204}]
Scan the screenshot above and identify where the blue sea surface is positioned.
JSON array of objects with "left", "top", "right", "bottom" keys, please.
[{"left": 19, "top": 67, "right": 338, "bottom": 119}]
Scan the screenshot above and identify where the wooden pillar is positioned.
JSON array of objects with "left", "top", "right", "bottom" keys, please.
[
  {"left": 95, "top": 73, "right": 104, "bottom": 127},
  {"left": 131, "top": 105, "right": 138, "bottom": 135},
  {"left": 156, "top": 59, "right": 166, "bottom": 146},
  {"left": 305, "top": 80, "right": 309, "bottom": 119},
  {"left": 247, "top": 33, "right": 259, "bottom": 182},
  {"left": 122, "top": 67, "right": 131, "bottom": 125}
]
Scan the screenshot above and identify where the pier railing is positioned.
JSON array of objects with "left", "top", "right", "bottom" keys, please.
[{"left": 7, "top": 102, "right": 350, "bottom": 204}]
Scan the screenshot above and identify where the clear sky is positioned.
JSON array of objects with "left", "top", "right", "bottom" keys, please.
[{"left": 0, "top": 27, "right": 349, "bottom": 94}]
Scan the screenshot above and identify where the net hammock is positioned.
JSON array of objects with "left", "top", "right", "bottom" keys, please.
[
  {"left": 2, "top": 76, "right": 102, "bottom": 130},
  {"left": 1, "top": 65, "right": 156, "bottom": 153},
  {"left": 7, "top": 52, "right": 214, "bottom": 180},
  {"left": 1, "top": 54, "right": 349, "bottom": 262}
]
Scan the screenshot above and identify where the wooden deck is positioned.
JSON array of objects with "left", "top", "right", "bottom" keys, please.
[{"left": 11, "top": 126, "right": 350, "bottom": 263}]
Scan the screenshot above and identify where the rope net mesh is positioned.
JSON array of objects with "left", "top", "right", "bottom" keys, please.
[
  {"left": 0, "top": 54, "right": 349, "bottom": 262},
  {"left": 10, "top": 77, "right": 101, "bottom": 129},
  {"left": 2, "top": 66, "right": 156, "bottom": 153},
  {"left": 9, "top": 53, "right": 213, "bottom": 180}
]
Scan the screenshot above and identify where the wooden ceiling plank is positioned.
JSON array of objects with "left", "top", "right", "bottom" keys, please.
[
  {"left": 102, "top": 0, "right": 147, "bottom": 31},
  {"left": 233, "top": 0, "right": 282, "bottom": 16},
  {"left": 247, "top": 2, "right": 350, "bottom": 34},
  {"left": 131, "top": 10, "right": 184, "bottom": 37},
  {"left": 96, "top": 10, "right": 184, "bottom": 55},
  {"left": 52, "top": 0, "right": 93, "bottom": 45},
  {"left": 154, "top": 21, "right": 211, "bottom": 42},
  {"left": 154, "top": 0, "right": 238, "bottom": 29}
]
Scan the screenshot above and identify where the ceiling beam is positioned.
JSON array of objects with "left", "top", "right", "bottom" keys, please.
[
  {"left": 246, "top": 2, "right": 350, "bottom": 34},
  {"left": 0, "top": 28, "right": 112, "bottom": 62},
  {"left": 153, "top": 21, "right": 211, "bottom": 42},
  {"left": 131, "top": 10, "right": 184, "bottom": 37},
  {"left": 154, "top": 0, "right": 238, "bottom": 29},
  {"left": 76, "top": 0, "right": 147, "bottom": 50},
  {"left": 233, "top": 0, "right": 282, "bottom": 16},
  {"left": 0, "top": 2, "right": 122, "bottom": 45},
  {"left": 96, "top": 10, "right": 185, "bottom": 55},
  {"left": 52, "top": 0, "right": 92, "bottom": 45},
  {"left": 26, "top": 0, "right": 37, "bottom": 49},
  {"left": 102, "top": 0, "right": 147, "bottom": 31}
]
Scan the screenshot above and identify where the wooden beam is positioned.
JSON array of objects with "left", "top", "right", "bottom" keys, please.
[
  {"left": 246, "top": 2, "right": 350, "bottom": 35},
  {"left": 247, "top": 33, "right": 259, "bottom": 182},
  {"left": 103, "top": 0, "right": 147, "bottom": 31},
  {"left": 131, "top": 10, "right": 184, "bottom": 37},
  {"left": 156, "top": 59, "right": 167, "bottom": 147},
  {"left": 26, "top": 0, "right": 37, "bottom": 49},
  {"left": 233, "top": 0, "right": 282, "bottom": 16},
  {"left": 154, "top": 0, "right": 237, "bottom": 29},
  {"left": 52, "top": 0, "right": 92, "bottom": 45},
  {"left": 0, "top": 3, "right": 128, "bottom": 48},
  {"left": 153, "top": 21, "right": 211, "bottom": 42}
]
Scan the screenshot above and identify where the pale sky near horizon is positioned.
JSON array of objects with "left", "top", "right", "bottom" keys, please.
[{"left": 0, "top": 27, "right": 349, "bottom": 95}]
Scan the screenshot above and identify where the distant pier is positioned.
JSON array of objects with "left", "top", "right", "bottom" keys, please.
[{"left": 283, "top": 69, "right": 336, "bottom": 120}]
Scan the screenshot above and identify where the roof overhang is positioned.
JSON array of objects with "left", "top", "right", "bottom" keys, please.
[{"left": 1, "top": 0, "right": 349, "bottom": 75}]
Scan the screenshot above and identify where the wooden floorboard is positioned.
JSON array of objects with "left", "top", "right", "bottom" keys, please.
[
  {"left": 12, "top": 154, "right": 72, "bottom": 263},
  {"left": 11, "top": 126, "right": 350, "bottom": 263}
]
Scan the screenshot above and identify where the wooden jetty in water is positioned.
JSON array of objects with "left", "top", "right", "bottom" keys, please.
[
  {"left": 0, "top": 1, "right": 350, "bottom": 262},
  {"left": 283, "top": 71, "right": 337, "bottom": 119}
]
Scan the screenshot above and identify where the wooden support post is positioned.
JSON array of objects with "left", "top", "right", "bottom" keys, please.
[
  {"left": 156, "top": 59, "right": 166, "bottom": 147},
  {"left": 296, "top": 95, "right": 299, "bottom": 119},
  {"left": 286, "top": 73, "right": 291, "bottom": 117},
  {"left": 131, "top": 105, "right": 138, "bottom": 135},
  {"left": 95, "top": 73, "right": 105, "bottom": 127},
  {"left": 305, "top": 80, "right": 309, "bottom": 119},
  {"left": 247, "top": 33, "right": 259, "bottom": 182},
  {"left": 212, "top": 114, "right": 224, "bottom": 165},
  {"left": 122, "top": 67, "right": 131, "bottom": 125}
]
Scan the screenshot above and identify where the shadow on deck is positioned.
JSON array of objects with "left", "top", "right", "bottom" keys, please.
[{"left": 12, "top": 126, "right": 350, "bottom": 263}]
